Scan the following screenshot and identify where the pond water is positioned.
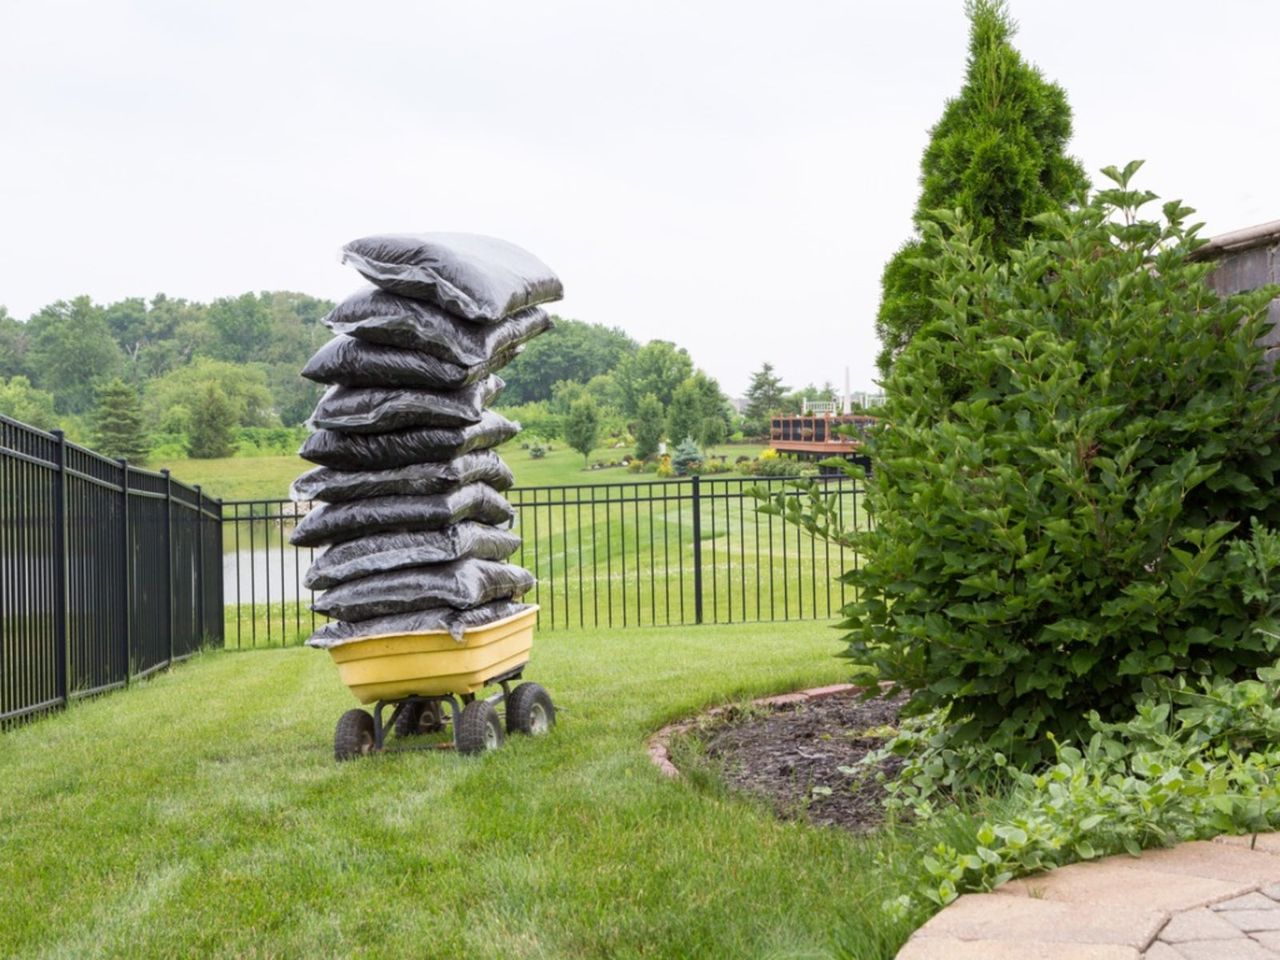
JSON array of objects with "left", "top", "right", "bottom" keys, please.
[{"left": 221, "top": 519, "right": 316, "bottom": 605}]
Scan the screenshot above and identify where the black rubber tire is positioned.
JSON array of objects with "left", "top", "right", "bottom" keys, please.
[
  {"left": 334, "top": 709, "right": 375, "bottom": 761},
  {"left": 455, "top": 700, "right": 504, "bottom": 755},
  {"left": 394, "top": 700, "right": 444, "bottom": 737},
  {"left": 506, "top": 682, "right": 556, "bottom": 736}
]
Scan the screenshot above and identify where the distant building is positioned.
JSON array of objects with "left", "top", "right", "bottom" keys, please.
[{"left": 1190, "top": 218, "right": 1280, "bottom": 367}]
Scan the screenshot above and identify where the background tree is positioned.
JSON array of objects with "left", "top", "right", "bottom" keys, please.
[
  {"left": 187, "top": 383, "right": 236, "bottom": 459},
  {"left": 26, "top": 297, "right": 126, "bottom": 414},
  {"left": 0, "top": 307, "right": 32, "bottom": 379},
  {"left": 499, "top": 319, "right": 637, "bottom": 404},
  {"left": 564, "top": 397, "right": 601, "bottom": 465},
  {"left": 699, "top": 415, "right": 726, "bottom": 453},
  {"left": 143, "top": 358, "right": 278, "bottom": 435},
  {"left": 614, "top": 341, "right": 693, "bottom": 416},
  {"left": 742, "top": 362, "right": 788, "bottom": 435},
  {"left": 0, "top": 376, "right": 58, "bottom": 430},
  {"left": 874, "top": 0, "right": 1088, "bottom": 378},
  {"left": 90, "top": 378, "right": 149, "bottom": 462},
  {"left": 633, "top": 393, "right": 665, "bottom": 460},
  {"left": 666, "top": 378, "right": 704, "bottom": 446},
  {"left": 205, "top": 293, "right": 273, "bottom": 364}
]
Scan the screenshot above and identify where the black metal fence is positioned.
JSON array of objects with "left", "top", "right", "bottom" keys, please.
[
  {"left": 1, "top": 416, "right": 223, "bottom": 725},
  {"left": 222, "top": 475, "right": 865, "bottom": 647}
]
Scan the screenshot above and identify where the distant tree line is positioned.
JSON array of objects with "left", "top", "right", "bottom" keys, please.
[{"left": 0, "top": 291, "right": 853, "bottom": 466}]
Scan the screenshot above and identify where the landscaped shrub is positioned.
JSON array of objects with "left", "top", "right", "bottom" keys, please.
[
  {"left": 869, "top": 658, "right": 1280, "bottom": 911},
  {"left": 672, "top": 438, "right": 703, "bottom": 477},
  {"left": 741, "top": 455, "right": 808, "bottom": 478},
  {"left": 771, "top": 164, "right": 1280, "bottom": 763}
]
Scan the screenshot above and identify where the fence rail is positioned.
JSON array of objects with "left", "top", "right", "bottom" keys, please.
[
  {"left": 222, "top": 475, "right": 865, "bottom": 647},
  {"left": 1, "top": 416, "right": 223, "bottom": 724}
]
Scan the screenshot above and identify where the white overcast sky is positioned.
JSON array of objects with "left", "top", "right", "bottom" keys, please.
[{"left": 1, "top": 1, "right": 1276, "bottom": 396}]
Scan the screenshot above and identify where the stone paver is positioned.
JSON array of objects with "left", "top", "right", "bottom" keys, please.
[
  {"left": 896, "top": 940, "right": 1139, "bottom": 959},
  {"left": 1158, "top": 908, "right": 1247, "bottom": 942},
  {"left": 1215, "top": 892, "right": 1280, "bottom": 911},
  {"left": 1219, "top": 909, "right": 1280, "bottom": 933},
  {"left": 996, "top": 858, "right": 1250, "bottom": 912},
  {"left": 908, "top": 893, "right": 1167, "bottom": 949},
  {"left": 1166, "top": 940, "right": 1276, "bottom": 959},
  {"left": 1216, "top": 833, "right": 1280, "bottom": 855},
  {"left": 893, "top": 833, "right": 1280, "bottom": 959},
  {"left": 1118, "top": 842, "right": 1280, "bottom": 886}
]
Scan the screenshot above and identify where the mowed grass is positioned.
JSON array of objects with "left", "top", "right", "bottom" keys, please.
[
  {"left": 0, "top": 621, "right": 966, "bottom": 960},
  {"left": 156, "top": 442, "right": 772, "bottom": 502}
]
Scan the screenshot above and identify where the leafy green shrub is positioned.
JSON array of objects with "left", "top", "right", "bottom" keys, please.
[
  {"left": 741, "top": 456, "right": 808, "bottom": 478},
  {"left": 772, "top": 164, "right": 1280, "bottom": 763},
  {"left": 868, "top": 659, "right": 1280, "bottom": 911},
  {"left": 495, "top": 402, "right": 560, "bottom": 440}
]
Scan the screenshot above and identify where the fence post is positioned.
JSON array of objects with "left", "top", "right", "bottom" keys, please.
[
  {"left": 691, "top": 476, "right": 704, "bottom": 624},
  {"left": 163, "top": 468, "right": 174, "bottom": 666},
  {"left": 217, "top": 498, "right": 225, "bottom": 647},
  {"left": 52, "top": 430, "right": 70, "bottom": 707},
  {"left": 120, "top": 459, "right": 131, "bottom": 684},
  {"left": 195, "top": 484, "right": 205, "bottom": 647}
]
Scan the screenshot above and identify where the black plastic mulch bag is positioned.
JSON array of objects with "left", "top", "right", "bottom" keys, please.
[
  {"left": 341, "top": 233, "right": 562, "bottom": 322},
  {"left": 290, "top": 483, "right": 515, "bottom": 548},
  {"left": 299, "top": 410, "right": 518, "bottom": 471},
  {"left": 303, "top": 522, "right": 523, "bottom": 590},
  {"left": 302, "top": 334, "right": 522, "bottom": 389},
  {"left": 308, "top": 375, "right": 503, "bottom": 434},
  {"left": 324, "top": 289, "right": 554, "bottom": 366},
  {"left": 306, "top": 600, "right": 533, "bottom": 647},
  {"left": 311, "top": 560, "right": 536, "bottom": 621},
  {"left": 290, "top": 450, "right": 515, "bottom": 503}
]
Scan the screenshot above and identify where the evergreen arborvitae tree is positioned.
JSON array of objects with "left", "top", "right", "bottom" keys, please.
[
  {"left": 564, "top": 396, "right": 601, "bottom": 465},
  {"left": 187, "top": 383, "right": 236, "bottom": 459},
  {"left": 875, "top": 0, "right": 1088, "bottom": 378},
  {"left": 91, "top": 377, "right": 149, "bottom": 462},
  {"left": 633, "top": 393, "right": 664, "bottom": 460},
  {"left": 742, "top": 362, "right": 787, "bottom": 434}
]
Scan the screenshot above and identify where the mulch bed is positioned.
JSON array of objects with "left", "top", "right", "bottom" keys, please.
[{"left": 698, "top": 689, "right": 909, "bottom": 832}]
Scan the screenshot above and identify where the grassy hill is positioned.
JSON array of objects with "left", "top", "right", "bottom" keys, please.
[{"left": 156, "top": 442, "right": 770, "bottom": 502}]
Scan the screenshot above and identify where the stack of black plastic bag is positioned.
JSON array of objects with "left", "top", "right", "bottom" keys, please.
[{"left": 291, "top": 233, "right": 561, "bottom": 645}]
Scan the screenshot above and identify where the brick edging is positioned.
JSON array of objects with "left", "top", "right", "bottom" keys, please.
[{"left": 645, "top": 682, "right": 864, "bottom": 779}]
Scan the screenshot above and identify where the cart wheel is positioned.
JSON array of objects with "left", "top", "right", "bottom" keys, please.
[
  {"left": 394, "top": 700, "right": 444, "bottom": 737},
  {"left": 506, "top": 682, "right": 555, "bottom": 735},
  {"left": 456, "top": 700, "right": 504, "bottom": 755},
  {"left": 334, "top": 709, "right": 376, "bottom": 761}
]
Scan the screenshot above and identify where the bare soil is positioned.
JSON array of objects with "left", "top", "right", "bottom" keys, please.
[{"left": 698, "top": 690, "right": 908, "bottom": 832}]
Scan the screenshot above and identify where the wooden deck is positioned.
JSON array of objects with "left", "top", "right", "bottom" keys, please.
[{"left": 769, "top": 414, "right": 876, "bottom": 460}]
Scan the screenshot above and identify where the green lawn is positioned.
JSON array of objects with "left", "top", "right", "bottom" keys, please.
[
  {"left": 0, "top": 621, "right": 968, "bottom": 959},
  {"left": 156, "top": 442, "right": 771, "bottom": 502}
]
